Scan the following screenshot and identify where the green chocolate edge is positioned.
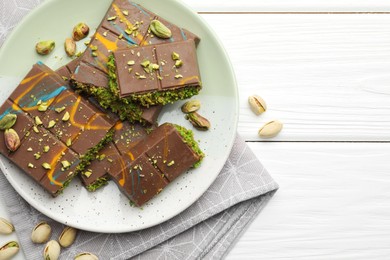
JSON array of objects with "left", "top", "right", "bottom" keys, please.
[
  {"left": 71, "top": 80, "right": 146, "bottom": 124},
  {"left": 108, "top": 55, "right": 201, "bottom": 107},
  {"left": 86, "top": 176, "right": 109, "bottom": 192},
  {"left": 76, "top": 128, "right": 115, "bottom": 173},
  {"left": 173, "top": 124, "right": 204, "bottom": 168}
]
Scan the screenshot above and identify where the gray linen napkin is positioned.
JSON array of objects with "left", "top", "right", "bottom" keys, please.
[
  {"left": 0, "top": 1, "right": 278, "bottom": 259},
  {"left": 0, "top": 134, "right": 278, "bottom": 259}
]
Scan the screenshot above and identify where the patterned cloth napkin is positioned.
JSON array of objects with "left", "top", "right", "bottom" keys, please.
[{"left": 0, "top": 1, "right": 278, "bottom": 259}]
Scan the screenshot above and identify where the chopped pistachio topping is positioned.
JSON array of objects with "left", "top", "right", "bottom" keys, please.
[
  {"left": 92, "top": 52, "right": 98, "bottom": 57},
  {"left": 43, "top": 146, "right": 50, "bottom": 153},
  {"left": 62, "top": 111, "right": 70, "bottom": 122},
  {"left": 103, "top": 31, "right": 108, "bottom": 37},
  {"left": 118, "top": 34, "right": 123, "bottom": 39},
  {"left": 167, "top": 160, "right": 175, "bottom": 166},
  {"left": 107, "top": 16, "right": 117, "bottom": 21},
  {"left": 28, "top": 163, "right": 34, "bottom": 168},
  {"left": 84, "top": 171, "right": 92, "bottom": 178},
  {"left": 42, "top": 163, "right": 51, "bottom": 170},
  {"left": 125, "top": 29, "right": 133, "bottom": 35},
  {"left": 98, "top": 154, "right": 106, "bottom": 161},
  {"left": 84, "top": 40, "right": 90, "bottom": 46},
  {"left": 140, "top": 59, "right": 150, "bottom": 68},
  {"left": 90, "top": 45, "right": 98, "bottom": 51},
  {"left": 138, "top": 75, "right": 146, "bottom": 79},
  {"left": 107, "top": 158, "right": 113, "bottom": 163},
  {"left": 127, "top": 60, "right": 135, "bottom": 65},
  {"left": 175, "top": 74, "right": 183, "bottom": 79},
  {"left": 175, "top": 60, "right": 183, "bottom": 68},
  {"left": 34, "top": 116, "right": 43, "bottom": 125},
  {"left": 122, "top": 10, "right": 129, "bottom": 16},
  {"left": 34, "top": 153, "right": 41, "bottom": 160},
  {"left": 33, "top": 126, "right": 40, "bottom": 133},
  {"left": 47, "top": 120, "right": 56, "bottom": 128},
  {"left": 27, "top": 147, "right": 33, "bottom": 152},
  {"left": 37, "top": 103, "right": 48, "bottom": 112},
  {"left": 172, "top": 52, "right": 180, "bottom": 60},
  {"left": 66, "top": 138, "right": 72, "bottom": 147},
  {"left": 151, "top": 63, "right": 160, "bottom": 70},
  {"left": 55, "top": 106, "right": 66, "bottom": 113},
  {"left": 128, "top": 68, "right": 133, "bottom": 73},
  {"left": 61, "top": 160, "right": 71, "bottom": 169}
]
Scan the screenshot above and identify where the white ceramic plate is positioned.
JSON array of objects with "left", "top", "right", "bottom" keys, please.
[{"left": 0, "top": 0, "right": 238, "bottom": 233}]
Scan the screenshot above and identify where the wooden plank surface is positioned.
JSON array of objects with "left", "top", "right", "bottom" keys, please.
[
  {"left": 183, "top": 0, "right": 390, "bottom": 13},
  {"left": 200, "top": 14, "right": 390, "bottom": 141},
  {"left": 227, "top": 142, "right": 390, "bottom": 259}
]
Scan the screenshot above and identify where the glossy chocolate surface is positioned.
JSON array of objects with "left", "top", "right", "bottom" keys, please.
[
  {"left": 109, "top": 123, "right": 200, "bottom": 206},
  {"left": 114, "top": 39, "right": 201, "bottom": 97},
  {"left": 0, "top": 62, "right": 115, "bottom": 196}
]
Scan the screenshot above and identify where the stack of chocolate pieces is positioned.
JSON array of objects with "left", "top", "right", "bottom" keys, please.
[{"left": 0, "top": 0, "right": 205, "bottom": 207}]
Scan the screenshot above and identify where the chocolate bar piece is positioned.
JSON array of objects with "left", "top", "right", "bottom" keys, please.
[
  {"left": 71, "top": 0, "right": 199, "bottom": 124},
  {"left": 108, "top": 123, "right": 204, "bottom": 206},
  {"left": 0, "top": 62, "right": 115, "bottom": 196},
  {"left": 109, "top": 39, "right": 201, "bottom": 107}
]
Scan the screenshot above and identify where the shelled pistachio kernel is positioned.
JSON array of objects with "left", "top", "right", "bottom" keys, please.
[
  {"left": 258, "top": 120, "right": 283, "bottom": 138},
  {"left": 59, "top": 226, "right": 77, "bottom": 248},
  {"left": 55, "top": 106, "right": 66, "bottom": 113},
  {"left": 0, "top": 241, "right": 19, "bottom": 260},
  {"left": 0, "top": 114, "right": 17, "bottom": 130},
  {"left": 65, "top": 38, "right": 77, "bottom": 57},
  {"left": 43, "top": 240, "right": 60, "bottom": 260},
  {"left": 248, "top": 95, "right": 267, "bottom": 115},
  {"left": 4, "top": 129, "right": 20, "bottom": 152},
  {"left": 186, "top": 112, "right": 210, "bottom": 130},
  {"left": 42, "top": 163, "right": 51, "bottom": 170},
  {"left": 31, "top": 221, "right": 51, "bottom": 244},
  {"left": 0, "top": 217, "right": 14, "bottom": 234},
  {"left": 62, "top": 111, "right": 70, "bottom": 122},
  {"left": 149, "top": 19, "right": 172, "bottom": 39}
]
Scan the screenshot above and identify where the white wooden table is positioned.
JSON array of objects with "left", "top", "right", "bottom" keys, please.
[{"left": 2, "top": 1, "right": 390, "bottom": 259}]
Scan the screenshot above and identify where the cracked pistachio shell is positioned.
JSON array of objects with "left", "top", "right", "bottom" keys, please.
[
  {"left": 59, "top": 226, "right": 77, "bottom": 248},
  {"left": 0, "top": 218, "right": 14, "bottom": 235},
  {"left": 43, "top": 240, "right": 60, "bottom": 260},
  {"left": 248, "top": 95, "right": 267, "bottom": 115},
  {"left": 72, "top": 23, "right": 90, "bottom": 41},
  {"left": 187, "top": 112, "right": 210, "bottom": 130},
  {"left": 258, "top": 120, "right": 283, "bottom": 138},
  {"left": 0, "top": 241, "right": 19, "bottom": 260},
  {"left": 181, "top": 100, "right": 201, "bottom": 114},
  {"left": 31, "top": 221, "right": 52, "bottom": 244},
  {"left": 74, "top": 252, "right": 99, "bottom": 260}
]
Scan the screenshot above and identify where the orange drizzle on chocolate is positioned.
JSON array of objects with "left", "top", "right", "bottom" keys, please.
[{"left": 46, "top": 147, "right": 68, "bottom": 186}]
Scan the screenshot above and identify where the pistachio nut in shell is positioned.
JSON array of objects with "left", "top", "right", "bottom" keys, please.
[
  {"left": 0, "top": 114, "right": 17, "bottom": 130},
  {"left": 74, "top": 252, "right": 99, "bottom": 260},
  {"left": 44, "top": 240, "right": 60, "bottom": 260},
  {"left": 0, "top": 217, "right": 14, "bottom": 235},
  {"left": 187, "top": 112, "right": 210, "bottom": 130},
  {"left": 248, "top": 95, "right": 267, "bottom": 115},
  {"left": 31, "top": 221, "right": 52, "bottom": 244},
  {"left": 181, "top": 100, "right": 201, "bottom": 114},
  {"left": 258, "top": 120, "right": 283, "bottom": 138},
  {"left": 72, "top": 22, "right": 90, "bottom": 41},
  {"left": 35, "top": 40, "right": 55, "bottom": 55},
  {"left": 65, "top": 38, "right": 77, "bottom": 57},
  {"left": 4, "top": 129, "right": 20, "bottom": 152},
  {"left": 149, "top": 20, "right": 172, "bottom": 39},
  {"left": 59, "top": 226, "right": 77, "bottom": 248},
  {"left": 0, "top": 241, "right": 19, "bottom": 260}
]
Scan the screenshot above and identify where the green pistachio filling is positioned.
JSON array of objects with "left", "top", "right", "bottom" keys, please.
[
  {"left": 86, "top": 176, "right": 109, "bottom": 192},
  {"left": 75, "top": 129, "right": 115, "bottom": 173},
  {"left": 107, "top": 55, "right": 201, "bottom": 107},
  {"left": 173, "top": 124, "right": 204, "bottom": 167},
  {"left": 72, "top": 81, "right": 146, "bottom": 124}
]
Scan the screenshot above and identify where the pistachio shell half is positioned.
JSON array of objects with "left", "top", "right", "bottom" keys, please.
[
  {"left": 0, "top": 241, "right": 19, "bottom": 260},
  {"left": 59, "top": 226, "right": 77, "bottom": 248},
  {"left": 0, "top": 218, "right": 14, "bottom": 235},
  {"left": 258, "top": 120, "right": 283, "bottom": 138},
  {"left": 31, "top": 221, "right": 52, "bottom": 244},
  {"left": 74, "top": 252, "right": 99, "bottom": 260},
  {"left": 43, "top": 240, "right": 60, "bottom": 260},
  {"left": 181, "top": 100, "right": 201, "bottom": 114}
]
